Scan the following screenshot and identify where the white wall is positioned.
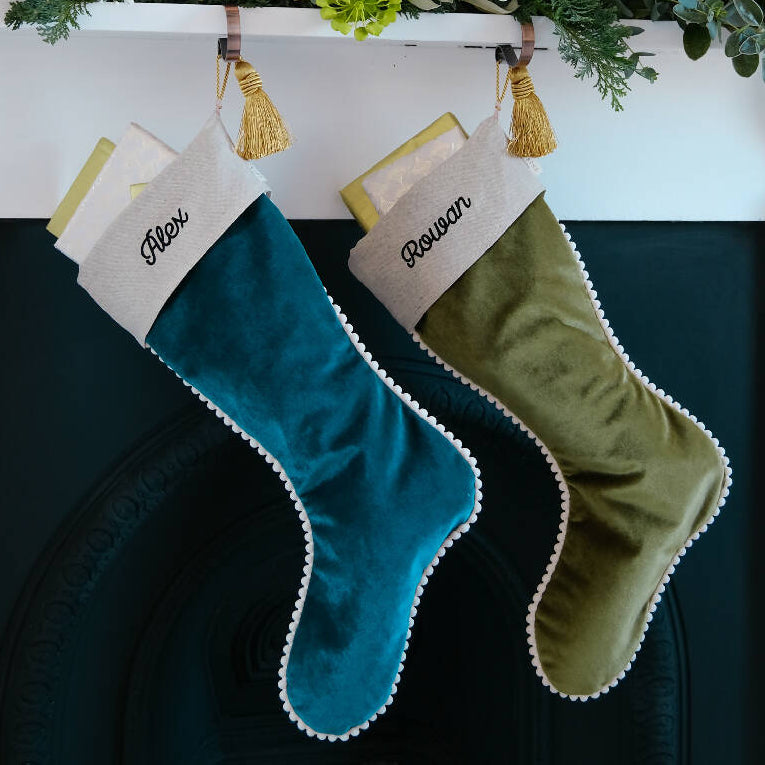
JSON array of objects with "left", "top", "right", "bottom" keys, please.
[{"left": 0, "top": 4, "right": 763, "bottom": 221}]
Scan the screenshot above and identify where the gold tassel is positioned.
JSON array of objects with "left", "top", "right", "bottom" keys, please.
[
  {"left": 234, "top": 59, "right": 292, "bottom": 160},
  {"left": 507, "top": 65, "right": 556, "bottom": 158}
]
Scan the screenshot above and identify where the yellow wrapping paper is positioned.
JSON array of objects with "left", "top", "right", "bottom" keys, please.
[
  {"left": 130, "top": 183, "right": 148, "bottom": 199},
  {"left": 340, "top": 113, "right": 467, "bottom": 232},
  {"left": 47, "top": 138, "right": 115, "bottom": 237}
]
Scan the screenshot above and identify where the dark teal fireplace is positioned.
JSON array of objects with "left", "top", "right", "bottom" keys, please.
[{"left": 0, "top": 218, "right": 760, "bottom": 764}]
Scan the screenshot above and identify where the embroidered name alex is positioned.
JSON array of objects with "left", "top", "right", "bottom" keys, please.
[
  {"left": 400, "top": 196, "right": 471, "bottom": 268},
  {"left": 140, "top": 208, "right": 189, "bottom": 265}
]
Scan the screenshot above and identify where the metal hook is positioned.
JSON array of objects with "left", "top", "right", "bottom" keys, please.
[
  {"left": 495, "top": 21, "right": 536, "bottom": 68},
  {"left": 218, "top": 6, "right": 241, "bottom": 62}
]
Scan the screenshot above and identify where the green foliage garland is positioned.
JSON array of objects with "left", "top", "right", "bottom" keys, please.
[
  {"left": 521, "top": 0, "right": 657, "bottom": 110},
  {"left": 4, "top": 0, "right": 764, "bottom": 110}
]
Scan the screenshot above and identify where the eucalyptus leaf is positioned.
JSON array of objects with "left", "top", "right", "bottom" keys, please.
[
  {"left": 732, "top": 52, "right": 760, "bottom": 75},
  {"left": 683, "top": 24, "right": 712, "bottom": 59},
  {"left": 724, "top": 5, "right": 746, "bottom": 24},
  {"left": 739, "top": 35, "right": 762, "bottom": 53},
  {"left": 677, "top": 0, "right": 698, "bottom": 7},
  {"left": 636, "top": 66, "right": 659, "bottom": 81},
  {"left": 733, "top": 0, "right": 764, "bottom": 25},
  {"left": 623, "top": 52, "right": 639, "bottom": 78},
  {"left": 673, "top": 6, "right": 709, "bottom": 22},
  {"left": 707, "top": 20, "right": 719, "bottom": 40},
  {"left": 623, "top": 25, "right": 645, "bottom": 35},
  {"left": 725, "top": 29, "right": 744, "bottom": 56}
]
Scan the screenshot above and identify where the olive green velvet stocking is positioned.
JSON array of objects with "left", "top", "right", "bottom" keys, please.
[
  {"left": 346, "top": 115, "right": 732, "bottom": 699},
  {"left": 414, "top": 195, "right": 732, "bottom": 698}
]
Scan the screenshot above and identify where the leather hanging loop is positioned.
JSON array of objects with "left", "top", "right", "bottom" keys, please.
[{"left": 218, "top": 6, "right": 241, "bottom": 62}]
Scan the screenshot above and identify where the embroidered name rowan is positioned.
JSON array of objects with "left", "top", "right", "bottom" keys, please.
[
  {"left": 400, "top": 196, "right": 472, "bottom": 268},
  {"left": 140, "top": 209, "right": 190, "bottom": 265}
]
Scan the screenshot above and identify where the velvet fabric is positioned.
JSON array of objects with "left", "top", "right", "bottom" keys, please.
[
  {"left": 417, "top": 194, "right": 727, "bottom": 697},
  {"left": 146, "top": 194, "right": 477, "bottom": 736}
]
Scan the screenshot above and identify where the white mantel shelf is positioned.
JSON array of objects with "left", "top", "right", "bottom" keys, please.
[
  {"left": 1, "top": 3, "right": 703, "bottom": 51},
  {"left": 1, "top": 3, "right": 764, "bottom": 221},
  {"left": 5, "top": 4, "right": 561, "bottom": 46},
  {"left": 4, "top": 3, "right": 681, "bottom": 49}
]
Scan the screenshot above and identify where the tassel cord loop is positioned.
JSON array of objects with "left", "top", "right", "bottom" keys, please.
[
  {"left": 216, "top": 55, "right": 232, "bottom": 101},
  {"left": 495, "top": 59, "right": 512, "bottom": 112},
  {"left": 216, "top": 55, "right": 232, "bottom": 111}
]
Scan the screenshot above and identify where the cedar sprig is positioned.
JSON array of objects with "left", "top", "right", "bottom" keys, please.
[
  {"left": 520, "top": 0, "right": 658, "bottom": 111},
  {"left": 5, "top": 0, "right": 93, "bottom": 43}
]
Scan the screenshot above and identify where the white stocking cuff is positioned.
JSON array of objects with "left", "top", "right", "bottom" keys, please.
[
  {"left": 348, "top": 114, "right": 544, "bottom": 332},
  {"left": 78, "top": 113, "right": 269, "bottom": 346}
]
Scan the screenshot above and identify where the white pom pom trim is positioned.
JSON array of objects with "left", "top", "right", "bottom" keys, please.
[
  {"left": 411, "top": 221, "right": 731, "bottom": 701},
  {"left": 150, "top": 291, "right": 482, "bottom": 740}
]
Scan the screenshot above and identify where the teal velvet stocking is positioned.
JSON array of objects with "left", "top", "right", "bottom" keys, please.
[{"left": 145, "top": 195, "right": 480, "bottom": 739}]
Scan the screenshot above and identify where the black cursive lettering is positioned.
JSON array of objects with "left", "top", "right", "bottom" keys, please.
[
  {"left": 141, "top": 229, "right": 159, "bottom": 265},
  {"left": 140, "top": 208, "right": 189, "bottom": 266},
  {"left": 400, "top": 196, "right": 472, "bottom": 268},
  {"left": 401, "top": 240, "right": 418, "bottom": 268}
]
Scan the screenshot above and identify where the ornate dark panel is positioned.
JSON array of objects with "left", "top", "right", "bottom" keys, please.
[{"left": 0, "top": 370, "right": 688, "bottom": 764}]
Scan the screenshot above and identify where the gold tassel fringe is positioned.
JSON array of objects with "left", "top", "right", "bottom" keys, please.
[
  {"left": 234, "top": 59, "right": 292, "bottom": 160},
  {"left": 507, "top": 65, "right": 556, "bottom": 158}
]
